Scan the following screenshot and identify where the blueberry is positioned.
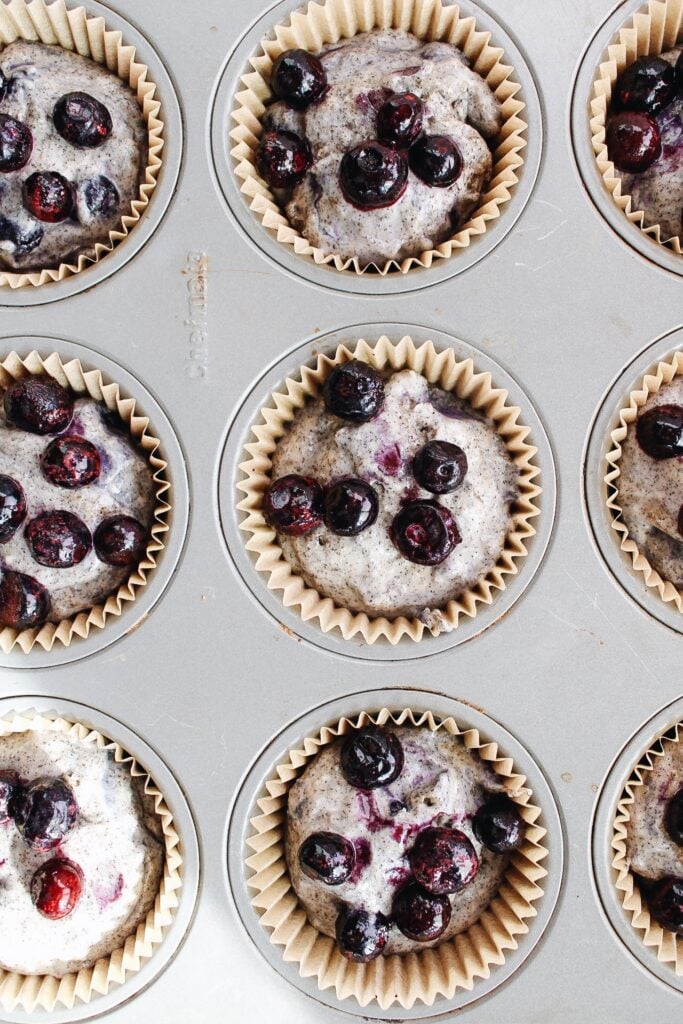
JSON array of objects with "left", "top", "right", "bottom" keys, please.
[
  {"left": 0, "top": 215, "right": 44, "bottom": 255},
  {"left": 340, "top": 141, "right": 408, "bottom": 210},
  {"left": 83, "top": 175, "right": 119, "bottom": 217},
  {"left": 26, "top": 510, "right": 92, "bottom": 568},
  {"left": 606, "top": 112, "right": 661, "bottom": 173},
  {"left": 677, "top": 51, "right": 683, "bottom": 89},
  {"left": 665, "top": 788, "right": 683, "bottom": 846},
  {"left": 93, "top": 515, "right": 147, "bottom": 567},
  {"left": 649, "top": 877, "right": 683, "bottom": 935},
  {"left": 0, "top": 570, "right": 50, "bottom": 629},
  {"left": 473, "top": 795, "right": 524, "bottom": 853},
  {"left": 392, "top": 881, "right": 451, "bottom": 942},
  {"left": 4, "top": 377, "right": 74, "bottom": 435},
  {"left": 614, "top": 56, "right": 676, "bottom": 116},
  {"left": 335, "top": 907, "right": 390, "bottom": 962},
  {"left": 271, "top": 49, "right": 328, "bottom": 110},
  {"left": 0, "top": 112, "right": 32, "bottom": 172},
  {"left": 53, "top": 92, "right": 112, "bottom": 148},
  {"left": 0, "top": 69, "right": 7, "bottom": 104},
  {"left": 413, "top": 440, "right": 468, "bottom": 494},
  {"left": 23, "top": 171, "right": 74, "bottom": 223},
  {"left": 41, "top": 435, "right": 101, "bottom": 489},
  {"left": 340, "top": 726, "right": 404, "bottom": 790},
  {"left": 636, "top": 404, "right": 683, "bottom": 459},
  {"left": 0, "top": 474, "right": 26, "bottom": 542},
  {"left": 256, "top": 130, "right": 311, "bottom": 189},
  {"left": 324, "top": 478, "right": 378, "bottom": 536},
  {"left": 377, "top": 92, "right": 424, "bottom": 148},
  {"left": 409, "top": 134, "right": 462, "bottom": 187},
  {"left": 409, "top": 826, "right": 479, "bottom": 895},
  {"left": 31, "top": 858, "right": 83, "bottom": 919},
  {"left": 10, "top": 777, "right": 78, "bottom": 851},
  {"left": 323, "top": 360, "right": 385, "bottom": 422},
  {"left": 390, "top": 500, "right": 460, "bottom": 566},
  {"left": 263, "top": 475, "right": 323, "bottom": 536},
  {"left": 0, "top": 770, "right": 18, "bottom": 823},
  {"left": 299, "top": 831, "right": 356, "bottom": 884}
]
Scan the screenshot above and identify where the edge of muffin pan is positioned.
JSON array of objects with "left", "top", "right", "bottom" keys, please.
[
  {"left": 207, "top": 0, "right": 543, "bottom": 296},
  {"left": 216, "top": 321, "right": 557, "bottom": 663},
  {"left": 0, "top": 0, "right": 184, "bottom": 308},
  {"left": 224, "top": 686, "right": 564, "bottom": 1020},
  {"left": 582, "top": 322, "right": 683, "bottom": 637},
  {"left": 0, "top": 335, "right": 190, "bottom": 670}
]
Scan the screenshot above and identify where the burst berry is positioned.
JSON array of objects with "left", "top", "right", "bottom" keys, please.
[
  {"left": 26, "top": 510, "right": 92, "bottom": 568},
  {"left": 335, "top": 907, "right": 390, "bottom": 962},
  {"left": 392, "top": 882, "right": 451, "bottom": 942},
  {"left": 649, "top": 877, "right": 683, "bottom": 935},
  {"left": 0, "top": 113, "right": 32, "bottom": 172},
  {"left": 256, "top": 130, "right": 311, "bottom": 189},
  {"left": 606, "top": 112, "right": 661, "bottom": 173},
  {"left": 413, "top": 440, "right": 468, "bottom": 494},
  {"left": 665, "top": 788, "right": 683, "bottom": 846},
  {"left": 340, "top": 141, "right": 408, "bottom": 209},
  {"left": 94, "top": 515, "right": 147, "bottom": 567},
  {"left": 4, "top": 377, "right": 74, "bottom": 435},
  {"left": 10, "top": 777, "right": 78, "bottom": 851},
  {"left": 0, "top": 474, "right": 26, "bottom": 542},
  {"left": 53, "top": 92, "right": 112, "bottom": 148},
  {"left": 23, "top": 172, "right": 74, "bottom": 223},
  {"left": 41, "top": 436, "right": 101, "bottom": 489},
  {"left": 323, "top": 360, "right": 385, "bottom": 422},
  {"left": 409, "top": 134, "right": 462, "bottom": 187},
  {"left": 324, "top": 478, "right": 378, "bottom": 535},
  {"left": 0, "top": 770, "right": 18, "bottom": 823},
  {"left": 0, "top": 216, "right": 43, "bottom": 255},
  {"left": 31, "top": 858, "right": 83, "bottom": 919},
  {"left": 391, "top": 500, "right": 460, "bottom": 566},
  {"left": 410, "top": 826, "right": 479, "bottom": 895},
  {"left": 299, "top": 831, "right": 356, "bottom": 884},
  {"left": 614, "top": 56, "right": 676, "bottom": 116},
  {"left": 0, "top": 570, "right": 50, "bottom": 629},
  {"left": 340, "top": 726, "right": 404, "bottom": 790},
  {"left": 473, "top": 795, "right": 524, "bottom": 853},
  {"left": 83, "top": 175, "right": 119, "bottom": 217},
  {"left": 271, "top": 49, "right": 328, "bottom": 109},
  {"left": 263, "top": 475, "right": 322, "bottom": 536},
  {"left": 377, "top": 92, "right": 424, "bottom": 148},
  {"left": 636, "top": 404, "right": 683, "bottom": 458}
]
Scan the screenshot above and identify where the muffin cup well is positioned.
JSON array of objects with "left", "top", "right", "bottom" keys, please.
[
  {"left": 610, "top": 719, "right": 682, "bottom": 974},
  {"left": 229, "top": 0, "right": 527, "bottom": 275},
  {"left": 245, "top": 706, "right": 548, "bottom": 1010},
  {"left": 0, "top": 350, "right": 171, "bottom": 653},
  {"left": 589, "top": 0, "right": 682, "bottom": 255},
  {"left": 237, "top": 335, "right": 541, "bottom": 644},
  {"left": 0, "top": 0, "right": 164, "bottom": 290},
  {"left": 604, "top": 348, "right": 683, "bottom": 614},
  {"left": 0, "top": 710, "right": 183, "bottom": 1012}
]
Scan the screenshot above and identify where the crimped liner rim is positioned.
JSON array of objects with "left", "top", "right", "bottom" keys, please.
[
  {"left": 0, "top": 711, "right": 183, "bottom": 1012},
  {"left": 0, "top": 350, "right": 171, "bottom": 653},
  {"left": 0, "top": 0, "right": 164, "bottom": 289},
  {"left": 237, "top": 335, "right": 542, "bottom": 644},
  {"left": 610, "top": 720, "right": 682, "bottom": 973},
  {"left": 229, "top": 0, "right": 528, "bottom": 275},
  {"left": 245, "top": 707, "right": 549, "bottom": 1009},
  {"left": 589, "top": 0, "right": 682, "bottom": 254},
  {"left": 604, "top": 348, "right": 683, "bottom": 613}
]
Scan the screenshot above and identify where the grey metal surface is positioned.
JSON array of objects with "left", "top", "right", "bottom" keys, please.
[{"left": 0, "top": 0, "right": 681, "bottom": 1022}]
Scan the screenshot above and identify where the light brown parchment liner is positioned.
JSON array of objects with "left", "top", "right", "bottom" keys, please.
[
  {"left": 589, "top": 0, "right": 682, "bottom": 254},
  {"left": 0, "top": 0, "right": 164, "bottom": 290},
  {"left": 0, "top": 351, "right": 171, "bottom": 653},
  {"left": 229, "top": 0, "right": 527, "bottom": 275},
  {"left": 0, "top": 710, "right": 183, "bottom": 1012},
  {"left": 245, "top": 707, "right": 548, "bottom": 1009},
  {"left": 611, "top": 719, "right": 682, "bottom": 974},
  {"left": 604, "top": 348, "right": 683, "bottom": 614},
  {"left": 237, "top": 335, "right": 541, "bottom": 644}
]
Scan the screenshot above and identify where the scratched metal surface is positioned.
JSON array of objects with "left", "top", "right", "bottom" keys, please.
[{"left": 0, "top": 0, "right": 681, "bottom": 1022}]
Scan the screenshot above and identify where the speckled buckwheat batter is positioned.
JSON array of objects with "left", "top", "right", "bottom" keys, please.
[{"left": 626, "top": 738, "right": 682, "bottom": 882}]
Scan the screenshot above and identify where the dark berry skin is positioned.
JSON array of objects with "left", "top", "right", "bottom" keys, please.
[
  {"left": 636, "top": 404, "right": 683, "bottom": 459},
  {"left": 323, "top": 360, "right": 385, "bottom": 422},
  {"left": 392, "top": 881, "right": 451, "bottom": 942},
  {"left": 606, "top": 112, "right": 661, "bottom": 173},
  {"left": 0, "top": 770, "right": 18, "bottom": 823},
  {"left": 0, "top": 474, "right": 26, "bottom": 542},
  {"left": 340, "top": 141, "right": 408, "bottom": 210},
  {"left": 26, "top": 510, "right": 92, "bottom": 568},
  {"left": 0, "top": 69, "right": 6, "bottom": 104},
  {"left": 413, "top": 440, "right": 468, "bottom": 494},
  {"left": 614, "top": 56, "right": 676, "bottom": 116},
  {"left": 53, "top": 92, "right": 112, "bottom": 148},
  {"left": 256, "top": 130, "right": 311, "bottom": 189},
  {"left": 31, "top": 858, "right": 83, "bottom": 920},
  {"left": 410, "top": 826, "right": 479, "bottom": 895},
  {"left": 664, "top": 788, "right": 683, "bottom": 846},
  {"left": 377, "top": 92, "right": 424, "bottom": 148},
  {"left": 23, "top": 171, "right": 74, "bottom": 223},
  {"left": 409, "top": 134, "right": 463, "bottom": 187},
  {"left": 299, "top": 831, "right": 356, "bottom": 885},
  {"left": 83, "top": 175, "right": 119, "bottom": 217},
  {"left": 340, "top": 726, "right": 404, "bottom": 790},
  {"left": 677, "top": 51, "right": 683, "bottom": 88},
  {"left": 324, "top": 478, "right": 378, "bottom": 536},
  {"left": 263, "top": 475, "right": 323, "bottom": 536},
  {"left": 10, "top": 777, "right": 78, "bottom": 851},
  {"left": 391, "top": 500, "right": 460, "bottom": 566},
  {"left": 649, "top": 877, "right": 683, "bottom": 935},
  {"left": 41, "top": 435, "right": 101, "bottom": 489},
  {"left": 473, "top": 795, "right": 524, "bottom": 854},
  {"left": 0, "top": 570, "right": 50, "bottom": 629},
  {"left": 271, "top": 49, "right": 328, "bottom": 110},
  {"left": 0, "top": 215, "right": 43, "bottom": 255},
  {"left": 94, "top": 515, "right": 147, "bottom": 567},
  {"left": 0, "top": 112, "right": 32, "bottom": 172},
  {"left": 335, "top": 907, "right": 390, "bottom": 962},
  {"left": 4, "top": 377, "right": 74, "bottom": 436}
]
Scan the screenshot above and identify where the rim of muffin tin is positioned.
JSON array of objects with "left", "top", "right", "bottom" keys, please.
[
  {"left": 582, "top": 322, "right": 683, "bottom": 637},
  {"left": 569, "top": 0, "right": 683, "bottom": 279},
  {"left": 0, "top": 335, "right": 190, "bottom": 669},
  {"left": 590, "top": 693, "right": 683, "bottom": 996},
  {"left": 0, "top": 0, "right": 184, "bottom": 308},
  {"left": 0, "top": 694, "right": 200, "bottom": 1024},
  {"left": 217, "top": 321, "right": 556, "bottom": 663},
  {"left": 225, "top": 686, "right": 564, "bottom": 1020},
  {"left": 207, "top": 0, "right": 543, "bottom": 296}
]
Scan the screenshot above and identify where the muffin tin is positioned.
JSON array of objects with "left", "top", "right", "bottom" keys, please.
[{"left": 0, "top": 0, "right": 682, "bottom": 1021}]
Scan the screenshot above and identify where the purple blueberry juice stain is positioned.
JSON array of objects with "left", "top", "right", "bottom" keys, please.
[
  {"left": 93, "top": 871, "right": 124, "bottom": 910},
  {"left": 390, "top": 820, "right": 423, "bottom": 844},
  {"left": 65, "top": 415, "right": 85, "bottom": 437},
  {"left": 386, "top": 864, "right": 410, "bottom": 888},
  {"left": 356, "top": 790, "right": 393, "bottom": 833},
  {"left": 355, "top": 88, "right": 392, "bottom": 114},
  {"left": 350, "top": 837, "right": 372, "bottom": 882},
  {"left": 376, "top": 443, "right": 402, "bottom": 476}
]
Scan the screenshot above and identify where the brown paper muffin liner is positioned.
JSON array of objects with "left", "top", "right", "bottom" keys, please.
[
  {"left": 0, "top": 350, "right": 171, "bottom": 653},
  {"left": 589, "top": 0, "right": 682, "bottom": 254},
  {"left": 245, "top": 707, "right": 548, "bottom": 1009},
  {"left": 0, "top": 710, "right": 183, "bottom": 1012},
  {"left": 229, "top": 0, "right": 527, "bottom": 275},
  {"left": 237, "top": 335, "right": 541, "bottom": 644},
  {"left": 604, "top": 348, "right": 683, "bottom": 614},
  {"left": 611, "top": 719, "right": 682, "bottom": 974},
  {"left": 0, "top": 0, "right": 164, "bottom": 289}
]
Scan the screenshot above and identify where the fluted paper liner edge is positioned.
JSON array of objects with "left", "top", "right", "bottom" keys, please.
[
  {"left": 229, "top": 0, "right": 527, "bottom": 275},
  {"left": 0, "top": 711, "right": 183, "bottom": 1011},
  {"left": 244, "top": 707, "right": 548, "bottom": 1009},
  {"left": 610, "top": 719, "right": 682, "bottom": 973},
  {"left": 237, "top": 335, "right": 541, "bottom": 644},
  {"left": 604, "top": 348, "right": 683, "bottom": 613},
  {"left": 0, "top": 0, "right": 164, "bottom": 289},
  {"left": 0, "top": 350, "right": 171, "bottom": 653},
  {"left": 589, "top": 0, "right": 682, "bottom": 254}
]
